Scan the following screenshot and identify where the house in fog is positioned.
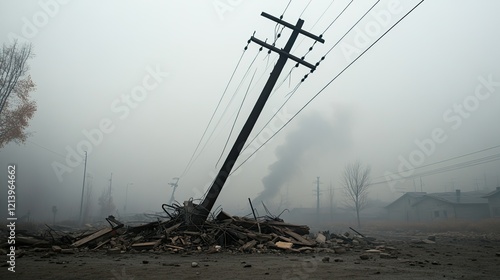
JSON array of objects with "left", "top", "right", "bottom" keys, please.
[
  {"left": 385, "top": 190, "right": 491, "bottom": 221},
  {"left": 412, "top": 190, "right": 490, "bottom": 221},
  {"left": 384, "top": 192, "right": 426, "bottom": 221},
  {"left": 482, "top": 187, "right": 500, "bottom": 218}
]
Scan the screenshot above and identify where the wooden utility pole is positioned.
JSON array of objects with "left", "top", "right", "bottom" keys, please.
[
  {"left": 191, "top": 12, "right": 324, "bottom": 224},
  {"left": 168, "top": 177, "right": 180, "bottom": 205},
  {"left": 313, "top": 177, "right": 322, "bottom": 223},
  {"left": 79, "top": 151, "right": 87, "bottom": 225}
]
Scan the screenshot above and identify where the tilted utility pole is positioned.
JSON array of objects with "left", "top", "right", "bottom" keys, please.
[{"left": 189, "top": 12, "right": 324, "bottom": 224}]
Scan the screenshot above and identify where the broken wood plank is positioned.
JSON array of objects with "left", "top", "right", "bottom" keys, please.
[
  {"left": 164, "top": 244, "right": 184, "bottom": 250},
  {"left": 71, "top": 228, "right": 114, "bottom": 247},
  {"left": 267, "top": 221, "right": 310, "bottom": 235},
  {"left": 164, "top": 223, "right": 181, "bottom": 235},
  {"left": 131, "top": 240, "right": 160, "bottom": 249},
  {"left": 284, "top": 230, "right": 315, "bottom": 246},
  {"left": 277, "top": 235, "right": 294, "bottom": 243},
  {"left": 92, "top": 239, "right": 111, "bottom": 250},
  {"left": 275, "top": 241, "right": 293, "bottom": 249},
  {"left": 240, "top": 240, "right": 257, "bottom": 251}
]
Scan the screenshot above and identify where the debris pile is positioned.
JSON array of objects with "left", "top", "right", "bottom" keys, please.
[{"left": 7, "top": 212, "right": 384, "bottom": 256}]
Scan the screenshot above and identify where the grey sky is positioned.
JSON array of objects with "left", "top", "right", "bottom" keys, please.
[{"left": 1, "top": 0, "right": 499, "bottom": 221}]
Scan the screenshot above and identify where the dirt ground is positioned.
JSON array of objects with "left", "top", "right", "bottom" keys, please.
[{"left": 2, "top": 230, "right": 500, "bottom": 280}]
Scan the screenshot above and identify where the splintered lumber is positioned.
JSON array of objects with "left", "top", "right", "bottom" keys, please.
[
  {"left": 131, "top": 240, "right": 160, "bottom": 249},
  {"left": 92, "top": 239, "right": 111, "bottom": 250},
  {"left": 284, "top": 230, "right": 315, "bottom": 246},
  {"left": 164, "top": 244, "right": 184, "bottom": 250},
  {"left": 267, "top": 221, "right": 310, "bottom": 235},
  {"left": 240, "top": 240, "right": 257, "bottom": 251},
  {"left": 275, "top": 241, "right": 293, "bottom": 249},
  {"left": 72, "top": 228, "right": 114, "bottom": 247},
  {"left": 216, "top": 210, "right": 234, "bottom": 221},
  {"left": 165, "top": 223, "right": 181, "bottom": 235}
]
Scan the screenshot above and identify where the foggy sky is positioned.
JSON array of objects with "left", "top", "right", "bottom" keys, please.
[{"left": 1, "top": 0, "right": 499, "bottom": 222}]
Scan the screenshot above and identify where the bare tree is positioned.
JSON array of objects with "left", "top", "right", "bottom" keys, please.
[
  {"left": 341, "top": 160, "right": 371, "bottom": 227},
  {"left": 0, "top": 40, "right": 36, "bottom": 148}
]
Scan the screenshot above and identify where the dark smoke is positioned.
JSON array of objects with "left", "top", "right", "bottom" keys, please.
[{"left": 253, "top": 108, "right": 351, "bottom": 205}]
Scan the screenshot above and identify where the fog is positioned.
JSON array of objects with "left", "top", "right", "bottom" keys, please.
[{"left": 1, "top": 0, "right": 499, "bottom": 224}]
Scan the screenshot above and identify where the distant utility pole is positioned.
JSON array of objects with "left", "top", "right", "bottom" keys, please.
[
  {"left": 329, "top": 181, "right": 334, "bottom": 219},
  {"left": 313, "top": 177, "right": 322, "bottom": 222},
  {"left": 192, "top": 12, "right": 324, "bottom": 224},
  {"left": 79, "top": 151, "right": 88, "bottom": 224},
  {"left": 168, "top": 177, "right": 180, "bottom": 205},
  {"left": 108, "top": 173, "right": 113, "bottom": 208}
]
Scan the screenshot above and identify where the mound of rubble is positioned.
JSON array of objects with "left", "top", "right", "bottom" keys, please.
[{"left": 5, "top": 211, "right": 395, "bottom": 259}]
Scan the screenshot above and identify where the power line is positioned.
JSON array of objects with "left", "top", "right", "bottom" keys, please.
[
  {"left": 216, "top": 68, "right": 258, "bottom": 167},
  {"left": 322, "top": 0, "right": 354, "bottom": 35},
  {"left": 180, "top": 37, "right": 253, "bottom": 178},
  {"left": 230, "top": 0, "right": 425, "bottom": 175},
  {"left": 239, "top": 0, "right": 383, "bottom": 161},
  {"left": 26, "top": 140, "right": 67, "bottom": 159},
  {"left": 299, "top": 0, "right": 313, "bottom": 18},
  {"left": 371, "top": 144, "right": 500, "bottom": 181},
  {"left": 274, "top": 0, "right": 352, "bottom": 95},
  {"left": 370, "top": 152, "right": 500, "bottom": 186}
]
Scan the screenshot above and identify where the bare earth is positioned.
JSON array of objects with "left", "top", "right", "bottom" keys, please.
[{"left": 2, "top": 232, "right": 500, "bottom": 280}]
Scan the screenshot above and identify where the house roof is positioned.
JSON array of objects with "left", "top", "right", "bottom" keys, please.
[
  {"left": 414, "top": 191, "right": 488, "bottom": 205},
  {"left": 385, "top": 192, "right": 426, "bottom": 208},
  {"left": 482, "top": 187, "right": 500, "bottom": 198}
]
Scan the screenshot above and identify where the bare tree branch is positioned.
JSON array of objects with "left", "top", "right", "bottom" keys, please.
[
  {"left": 341, "top": 160, "right": 371, "bottom": 227},
  {"left": 0, "top": 40, "right": 36, "bottom": 148}
]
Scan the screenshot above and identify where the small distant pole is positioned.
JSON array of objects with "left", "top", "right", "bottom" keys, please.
[
  {"left": 79, "top": 151, "right": 88, "bottom": 224},
  {"left": 313, "top": 177, "right": 322, "bottom": 223}
]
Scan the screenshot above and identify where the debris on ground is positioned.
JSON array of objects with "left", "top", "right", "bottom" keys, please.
[{"left": 5, "top": 211, "right": 387, "bottom": 257}]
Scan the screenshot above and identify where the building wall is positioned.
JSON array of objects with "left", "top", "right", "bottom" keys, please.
[
  {"left": 387, "top": 196, "right": 420, "bottom": 222},
  {"left": 415, "top": 198, "right": 455, "bottom": 221},
  {"left": 454, "top": 204, "right": 490, "bottom": 219},
  {"left": 487, "top": 194, "right": 500, "bottom": 217}
]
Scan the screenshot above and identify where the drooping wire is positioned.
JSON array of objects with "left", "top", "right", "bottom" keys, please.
[
  {"left": 273, "top": 0, "right": 353, "bottom": 95},
  {"left": 271, "top": 0, "right": 292, "bottom": 56},
  {"left": 370, "top": 144, "right": 500, "bottom": 182},
  {"left": 241, "top": 81, "right": 302, "bottom": 153},
  {"left": 253, "top": 0, "right": 380, "bottom": 156},
  {"left": 230, "top": 0, "right": 425, "bottom": 176},
  {"left": 190, "top": 47, "right": 263, "bottom": 170},
  {"left": 180, "top": 36, "right": 253, "bottom": 178},
  {"left": 215, "top": 68, "right": 258, "bottom": 167},
  {"left": 370, "top": 153, "right": 500, "bottom": 186}
]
